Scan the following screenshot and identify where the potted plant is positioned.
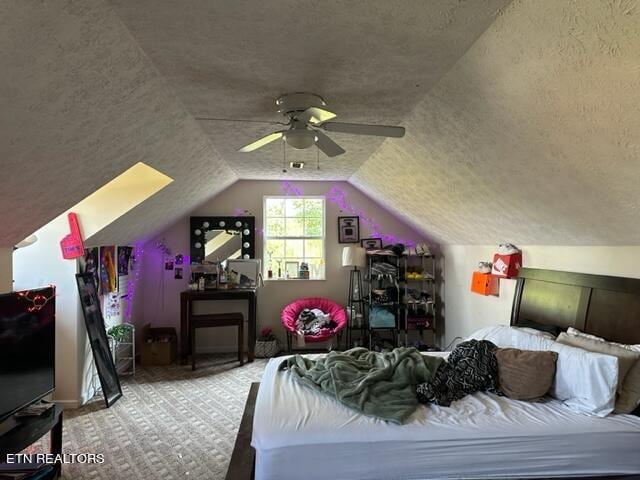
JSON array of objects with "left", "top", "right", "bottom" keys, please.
[
  {"left": 107, "top": 324, "right": 132, "bottom": 343},
  {"left": 255, "top": 327, "right": 280, "bottom": 358}
]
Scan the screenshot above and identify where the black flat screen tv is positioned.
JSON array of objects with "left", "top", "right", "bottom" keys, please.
[{"left": 0, "top": 286, "right": 55, "bottom": 422}]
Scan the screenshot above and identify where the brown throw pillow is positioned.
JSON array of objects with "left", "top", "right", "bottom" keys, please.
[{"left": 496, "top": 348, "right": 558, "bottom": 401}]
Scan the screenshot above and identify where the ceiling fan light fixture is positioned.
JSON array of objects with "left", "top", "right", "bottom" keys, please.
[{"left": 283, "top": 130, "right": 316, "bottom": 149}]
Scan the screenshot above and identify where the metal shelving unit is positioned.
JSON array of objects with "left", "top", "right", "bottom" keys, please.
[
  {"left": 400, "top": 254, "right": 438, "bottom": 348},
  {"left": 107, "top": 324, "right": 135, "bottom": 376},
  {"left": 365, "top": 253, "right": 401, "bottom": 350},
  {"left": 361, "top": 252, "right": 441, "bottom": 350}
]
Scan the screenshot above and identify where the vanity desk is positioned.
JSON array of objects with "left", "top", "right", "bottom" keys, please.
[
  {"left": 180, "top": 288, "right": 257, "bottom": 364},
  {"left": 184, "top": 215, "right": 259, "bottom": 364}
]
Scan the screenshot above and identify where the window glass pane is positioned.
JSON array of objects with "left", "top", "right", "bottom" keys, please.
[
  {"left": 304, "top": 239, "right": 323, "bottom": 258},
  {"left": 266, "top": 198, "right": 285, "bottom": 217},
  {"left": 304, "top": 217, "right": 322, "bottom": 236},
  {"left": 285, "top": 217, "right": 304, "bottom": 237},
  {"left": 264, "top": 196, "right": 326, "bottom": 280},
  {"left": 285, "top": 239, "right": 304, "bottom": 258},
  {"left": 264, "top": 239, "right": 284, "bottom": 259},
  {"left": 266, "top": 218, "right": 285, "bottom": 236},
  {"left": 304, "top": 199, "right": 323, "bottom": 217},
  {"left": 285, "top": 198, "right": 304, "bottom": 217}
]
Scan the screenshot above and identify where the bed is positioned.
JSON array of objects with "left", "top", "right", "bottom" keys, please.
[{"left": 226, "top": 268, "right": 640, "bottom": 480}]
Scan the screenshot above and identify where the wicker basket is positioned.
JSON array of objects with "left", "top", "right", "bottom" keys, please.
[{"left": 255, "top": 339, "right": 280, "bottom": 358}]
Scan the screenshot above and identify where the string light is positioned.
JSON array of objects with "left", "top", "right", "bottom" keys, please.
[
  {"left": 281, "top": 181, "right": 416, "bottom": 247},
  {"left": 17, "top": 285, "right": 56, "bottom": 312},
  {"left": 122, "top": 243, "right": 143, "bottom": 322}
]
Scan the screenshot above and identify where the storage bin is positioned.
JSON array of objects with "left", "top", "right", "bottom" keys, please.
[
  {"left": 492, "top": 252, "right": 522, "bottom": 279},
  {"left": 470, "top": 271, "right": 499, "bottom": 296},
  {"left": 141, "top": 324, "right": 177, "bottom": 365}
]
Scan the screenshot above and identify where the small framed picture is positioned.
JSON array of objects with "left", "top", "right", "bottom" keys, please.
[
  {"left": 285, "top": 261, "right": 299, "bottom": 279},
  {"left": 174, "top": 268, "right": 183, "bottom": 280},
  {"left": 361, "top": 238, "right": 383, "bottom": 250},
  {"left": 338, "top": 216, "right": 360, "bottom": 243}
]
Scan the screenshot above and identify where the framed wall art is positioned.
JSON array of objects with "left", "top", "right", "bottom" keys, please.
[
  {"left": 361, "top": 238, "right": 383, "bottom": 250},
  {"left": 285, "top": 261, "right": 300, "bottom": 279},
  {"left": 338, "top": 216, "right": 360, "bottom": 243}
]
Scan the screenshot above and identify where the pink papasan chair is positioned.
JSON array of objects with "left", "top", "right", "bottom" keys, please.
[{"left": 281, "top": 297, "right": 348, "bottom": 352}]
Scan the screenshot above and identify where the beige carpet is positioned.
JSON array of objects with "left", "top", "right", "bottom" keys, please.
[{"left": 51, "top": 355, "right": 266, "bottom": 480}]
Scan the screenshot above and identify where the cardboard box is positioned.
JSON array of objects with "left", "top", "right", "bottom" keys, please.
[
  {"left": 141, "top": 324, "right": 177, "bottom": 365},
  {"left": 491, "top": 252, "right": 522, "bottom": 279},
  {"left": 470, "top": 271, "right": 500, "bottom": 296}
]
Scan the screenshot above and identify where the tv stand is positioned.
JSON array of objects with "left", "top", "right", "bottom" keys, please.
[{"left": 0, "top": 403, "right": 63, "bottom": 479}]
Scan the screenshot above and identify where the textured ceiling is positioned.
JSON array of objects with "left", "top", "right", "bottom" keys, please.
[
  {"left": 3, "top": 0, "right": 637, "bottom": 248},
  {"left": 351, "top": 0, "right": 640, "bottom": 245},
  {"left": 0, "top": 0, "right": 236, "bottom": 247},
  {"left": 107, "top": 0, "right": 509, "bottom": 180}
]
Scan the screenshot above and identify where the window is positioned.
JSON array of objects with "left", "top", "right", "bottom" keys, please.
[{"left": 263, "top": 196, "right": 325, "bottom": 280}]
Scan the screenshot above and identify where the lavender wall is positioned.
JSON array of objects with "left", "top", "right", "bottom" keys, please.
[{"left": 135, "top": 180, "right": 431, "bottom": 352}]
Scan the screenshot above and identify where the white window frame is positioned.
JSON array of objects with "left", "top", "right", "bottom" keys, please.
[{"left": 262, "top": 195, "right": 326, "bottom": 281}]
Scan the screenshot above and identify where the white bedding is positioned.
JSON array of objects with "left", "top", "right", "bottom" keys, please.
[{"left": 252, "top": 354, "right": 640, "bottom": 480}]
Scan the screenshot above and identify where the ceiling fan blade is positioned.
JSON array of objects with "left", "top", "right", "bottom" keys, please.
[
  {"left": 321, "top": 122, "right": 405, "bottom": 138},
  {"left": 296, "top": 107, "right": 337, "bottom": 125},
  {"left": 238, "top": 131, "right": 284, "bottom": 152},
  {"left": 314, "top": 131, "right": 345, "bottom": 157},
  {"left": 196, "top": 117, "right": 286, "bottom": 126}
]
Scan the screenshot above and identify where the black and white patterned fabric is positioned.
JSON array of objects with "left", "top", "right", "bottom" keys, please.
[{"left": 416, "top": 339, "right": 498, "bottom": 406}]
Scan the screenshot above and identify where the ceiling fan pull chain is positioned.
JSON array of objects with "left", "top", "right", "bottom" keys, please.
[{"left": 282, "top": 140, "right": 287, "bottom": 173}]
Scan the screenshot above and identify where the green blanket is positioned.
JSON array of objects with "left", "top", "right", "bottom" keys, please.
[{"left": 280, "top": 347, "right": 444, "bottom": 424}]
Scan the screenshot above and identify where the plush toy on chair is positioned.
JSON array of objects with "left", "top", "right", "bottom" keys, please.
[{"left": 281, "top": 297, "right": 348, "bottom": 352}]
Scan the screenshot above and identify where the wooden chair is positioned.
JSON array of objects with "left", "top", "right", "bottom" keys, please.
[{"left": 191, "top": 312, "right": 244, "bottom": 370}]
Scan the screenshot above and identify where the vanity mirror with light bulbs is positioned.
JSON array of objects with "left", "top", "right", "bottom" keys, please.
[{"left": 190, "top": 216, "right": 256, "bottom": 265}]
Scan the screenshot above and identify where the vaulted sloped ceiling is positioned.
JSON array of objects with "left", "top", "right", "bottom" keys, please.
[
  {"left": 108, "top": 0, "right": 510, "bottom": 180},
  {"left": 352, "top": 0, "right": 640, "bottom": 244},
  {"left": 0, "top": 0, "right": 236, "bottom": 248},
  {"left": 2, "top": 0, "right": 638, "bottom": 248}
]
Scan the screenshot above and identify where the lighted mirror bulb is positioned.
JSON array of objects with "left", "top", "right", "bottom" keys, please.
[
  {"left": 243, "top": 254, "right": 250, "bottom": 259},
  {"left": 202, "top": 222, "right": 210, "bottom": 228},
  {"left": 219, "top": 221, "right": 225, "bottom": 227},
  {"left": 243, "top": 242, "right": 250, "bottom": 248},
  {"left": 235, "top": 221, "right": 242, "bottom": 228},
  {"left": 195, "top": 242, "right": 202, "bottom": 249},
  {"left": 243, "top": 229, "right": 250, "bottom": 235},
  {"left": 194, "top": 229, "right": 201, "bottom": 235}
]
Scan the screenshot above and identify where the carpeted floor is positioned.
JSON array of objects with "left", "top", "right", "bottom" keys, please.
[{"left": 49, "top": 355, "right": 267, "bottom": 480}]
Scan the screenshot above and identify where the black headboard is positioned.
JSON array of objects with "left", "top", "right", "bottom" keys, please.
[{"left": 511, "top": 268, "right": 640, "bottom": 345}]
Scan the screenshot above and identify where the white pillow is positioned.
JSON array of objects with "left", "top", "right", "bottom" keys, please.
[
  {"left": 548, "top": 342, "right": 618, "bottom": 416},
  {"left": 467, "top": 325, "right": 618, "bottom": 416},
  {"left": 566, "top": 327, "right": 640, "bottom": 413},
  {"left": 517, "top": 327, "right": 557, "bottom": 340},
  {"left": 467, "top": 325, "right": 555, "bottom": 349}
]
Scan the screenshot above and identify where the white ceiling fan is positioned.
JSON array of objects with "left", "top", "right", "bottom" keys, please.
[{"left": 196, "top": 93, "right": 405, "bottom": 158}]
